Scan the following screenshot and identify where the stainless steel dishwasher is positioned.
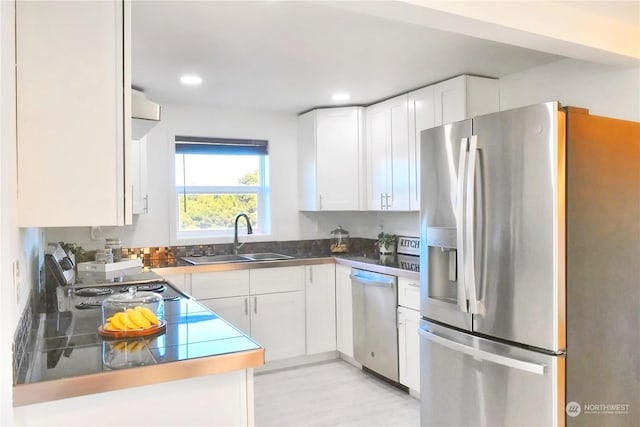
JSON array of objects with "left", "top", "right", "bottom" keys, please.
[{"left": 351, "top": 268, "right": 398, "bottom": 382}]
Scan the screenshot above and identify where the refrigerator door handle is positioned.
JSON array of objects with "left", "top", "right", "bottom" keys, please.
[
  {"left": 465, "top": 135, "right": 482, "bottom": 315},
  {"left": 456, "top": 138, "right": 469, "bottom": 312},
  {"left": 419, "top": 327, "right": 546, "bottom": 375}
]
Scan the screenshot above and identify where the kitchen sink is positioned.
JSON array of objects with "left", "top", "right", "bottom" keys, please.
[
  {"left": 242, "top": 252, "right": 295, "bottom": 261},
  {"left": 181, "top": 252, "right": 294, "bottom": 265},
  {"left": 182, "top": 254, "right": 251, "bottom": 265}
]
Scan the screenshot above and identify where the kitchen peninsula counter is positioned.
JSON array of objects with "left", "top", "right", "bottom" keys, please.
[{"left": 13, "top": 283, "right": 264, "bottom": 426}]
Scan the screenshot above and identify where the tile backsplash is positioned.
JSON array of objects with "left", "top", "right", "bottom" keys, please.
[
  {"left": 13, "top": 291, "right": 33, "bottom": 385},
  {"left": 120, "top": 238, "right": 378, "bottom": 268}
]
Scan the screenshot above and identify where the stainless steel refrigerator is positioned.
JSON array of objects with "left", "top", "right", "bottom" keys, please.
[{"left": 419, "top": 101, "right": 639, "bottom": 426}]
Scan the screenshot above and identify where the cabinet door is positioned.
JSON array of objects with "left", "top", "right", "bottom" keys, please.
[
  {"left": 297, "top": 107, "right": 363, "bottom": 211},
  {"left": 131, "top": 136, "right": 148, "bottom": 214},
  {"left": 316, "top": 108, "right": 362, "bottom": 210},
  {"left": 335, "top": 265, "right": 354, "bottom": 358},
  {"left": 408, "top": 86, "right": 436, "bottom": 211},
  {"left": 433, "top": 75, "right": 467, "bottom": 126},
  {"left": 398, "top": 306, "right": 421, "bottom": 392},
  {"left": 305, "top": 264, "right": 336, "bottom": 354},
  {"left": 16, "top": 1, "right": 131, "bottom": 226},
  {"left": 365, "top": 95, "right": 409, "bottom": 210},
  {"left": 199, "top": 296, "right": 251, "bottom": 335},
  {"left": 250, "top": 291, "right": 306, "bottom": 362},
  {"left": 191, "top": 270, "right": 250, "bottom": 299},
  {"left": 366, "top": 104, "right": 391, "bottom": 210},
  {"left": 388, "top": 95, "right": 410, "bottom": 211}
]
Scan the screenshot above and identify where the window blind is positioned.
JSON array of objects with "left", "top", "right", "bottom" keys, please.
[{"left": 175, "top": 136, "right": 268, "bottom": 156}]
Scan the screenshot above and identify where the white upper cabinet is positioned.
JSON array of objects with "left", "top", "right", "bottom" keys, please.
[
  {"left": 16, "top": 1, "right": 131, "bottom": 227},
  {"left": 432, "top": 75, "right": 500, "bottom": 126},
  {"left": 365, "top": 94, "right": 410, "bottom": 211},
  {"left": 407, "top": 86, "right": 436, "bottom": 211},
  {"left": 298, "top": 107, "right": 364, "bottom": 211},
  {"left": 407, "top": 75, "right": 500, "bottom": 210}
]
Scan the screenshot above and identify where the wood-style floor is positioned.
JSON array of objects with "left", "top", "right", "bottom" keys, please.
[{"left": 254, "top": 359, "right": 420, "bottom": 426}]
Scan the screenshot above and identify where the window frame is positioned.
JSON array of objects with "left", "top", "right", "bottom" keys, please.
[{"left": 170, "top": 136, "right": 271, "bottom": 243}]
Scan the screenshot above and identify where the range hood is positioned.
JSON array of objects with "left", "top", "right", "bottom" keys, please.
[{"left": 132, "top": 89, "right": 160, "bottom": 140}]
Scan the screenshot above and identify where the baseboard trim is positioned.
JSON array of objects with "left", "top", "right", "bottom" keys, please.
[{"left": 255, "top": 351, "right": 338, "bottom": 374}]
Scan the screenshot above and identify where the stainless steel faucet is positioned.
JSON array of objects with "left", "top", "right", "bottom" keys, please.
[{"left": 233, "top": 213, "right": 253, "bottom": 255}]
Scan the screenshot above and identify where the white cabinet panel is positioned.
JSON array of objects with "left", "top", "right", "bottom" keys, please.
[
  {"left": 305, "top": 264, "right": 336, "bottom": 354},
  {"left": 161, "top": 273, "right": 191, "bottom": 295},
  {"left": 335, "top": 264, "right": 354, "bottom": 358},
  {"left": 16, "top": 0, "right": 131, "bottom": 226},
  {"left": 249, "top": 266, "right": 304, "bottom": 294},
  {"left": 200, "top": 296, "right": 251, "bottom": 335},
  {"left": 191, "top": 270, "right": 250, "bottom": 299},
  {"left": 298, "top": 107, "right": 364, "bottom": 211},
  {"left": 251, "top": 291, "right": 306, "bottom": 362},
  {"left": 398, "top": 306, "right": 421, "bottom": 392},
  {"left": 398, "top": 277, "right": 420, "bottom": 311},
  {"left": 433, "top": 75, "right": 500, "bottom": 126},
  {"left": 131, "top": 136, "right": 148, "bottom": 214}
]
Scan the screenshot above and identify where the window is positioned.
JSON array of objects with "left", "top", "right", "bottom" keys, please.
[{"left": 174, "top": 136, "right": 270, "bottom": 238}]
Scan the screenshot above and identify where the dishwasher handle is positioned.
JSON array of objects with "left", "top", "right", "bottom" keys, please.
[{"left": 350, "top": 273, "right": 395, "bottom": 287}]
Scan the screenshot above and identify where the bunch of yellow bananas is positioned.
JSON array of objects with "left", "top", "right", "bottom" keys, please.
[
  {"left": 111, "top": 339, "right": 149, "bottom": 352},
  {"left": 104, "top": 306, "right": 160, "bottom": 331}
]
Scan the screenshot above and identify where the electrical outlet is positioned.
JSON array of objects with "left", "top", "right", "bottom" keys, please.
[{"left": 90, "top": 226, "right": 102, "bottom": 241}]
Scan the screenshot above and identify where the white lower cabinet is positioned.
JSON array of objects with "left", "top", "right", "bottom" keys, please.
[
  {"left": 398, "top": 276, "right": 421, "bottom": 394},
  {"left": 305, "top": 264, "right": 336, "bottom": 354},
  {"left": 189, "top": 267, "right": 306, "bottom": 363},
  {"left": 335, "top": 264, "right": 354, "bottom": 358},
  {"left": 250, "top": 291, "right": 306, "bottom": 361},
  {"left": 398, "top": 306, "right": 420, "bottom": 393}
]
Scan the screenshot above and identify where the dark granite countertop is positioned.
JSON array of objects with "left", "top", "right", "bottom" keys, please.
[
  {"left": 151, "top": 253, "right": 420, "bottom": 280},
  {"left": 14, "top": 282, "right": 263, "bottom": 406}
]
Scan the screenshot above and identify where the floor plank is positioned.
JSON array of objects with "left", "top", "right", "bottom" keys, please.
[{"left": 255, "top": 359, "right": 420, "bottom": 426}]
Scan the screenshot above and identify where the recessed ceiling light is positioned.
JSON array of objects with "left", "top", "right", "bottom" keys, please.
[
  {"left": 180, "top": 74, "right": 203, "bottom": 85},
  {"left": 332, "top": 92, "right": 350, "bottom": 102}
]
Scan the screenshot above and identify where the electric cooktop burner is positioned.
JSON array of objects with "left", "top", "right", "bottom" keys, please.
[
  {"left": 74, "top": 287, "right": 114, "bottom": 297},
  {"left": 74, "top": 294, "right": 179, "bottom": 309},
  {"left": 119, "top": 283, "right": 167, "bottom": 293}
]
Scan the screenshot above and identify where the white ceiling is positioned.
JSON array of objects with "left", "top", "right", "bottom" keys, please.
[{"left": 131, "top": 1, "right": 636, "bottom": 114}]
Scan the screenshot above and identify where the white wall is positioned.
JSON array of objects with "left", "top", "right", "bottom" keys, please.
[
  {"left": 499, "top": 58, "right": 640, "bottom": 121},
  {"left": 1, "top": 2, "right": 44, "bottom": 422}
]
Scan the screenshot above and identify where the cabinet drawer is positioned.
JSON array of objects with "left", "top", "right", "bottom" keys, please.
[
  {"left": 250, "top": 266, "right": 304, "bottom": 294},
  {"left": 398, "top": 277, "right": 420, "bottom": 311},
  {"left": 191, "top": 270, "right": 250, "bottom": 299}
]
